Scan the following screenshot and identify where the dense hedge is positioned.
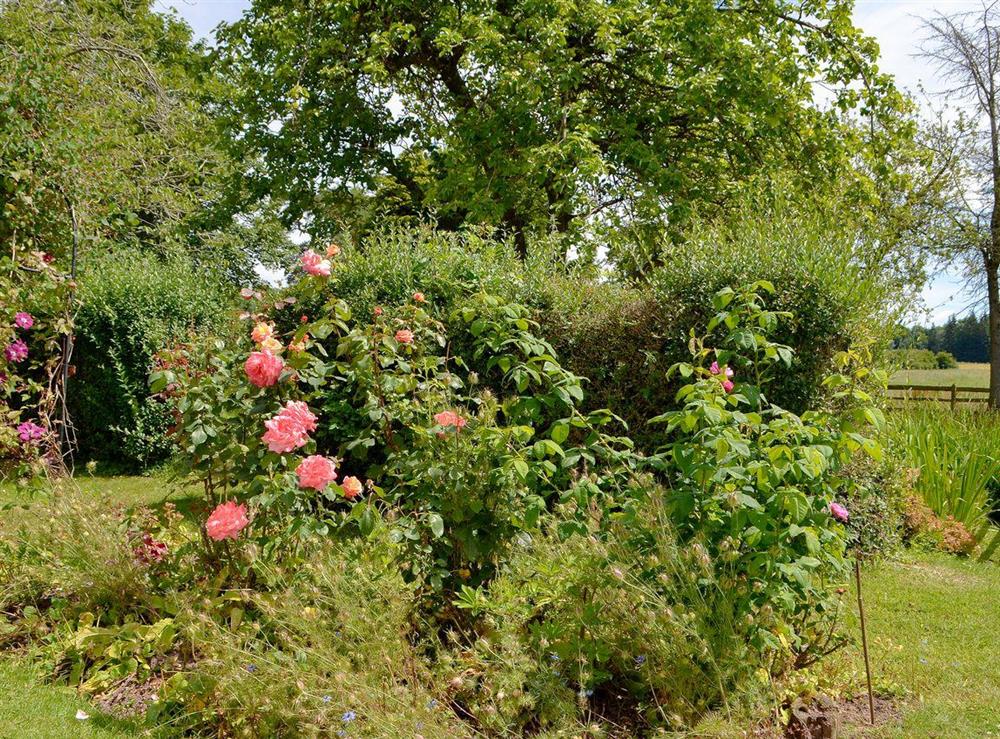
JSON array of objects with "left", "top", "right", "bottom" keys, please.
[{"left": 71, "top": 249, "right": 235, "bottom": 470}]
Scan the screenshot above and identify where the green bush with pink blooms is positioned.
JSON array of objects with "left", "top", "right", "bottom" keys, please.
[
  {"left": 0, "top": 246, "right": 74, "bottom": 483},
  {"left": 0, "top": 246, "right": 881, "bottom": 735}
]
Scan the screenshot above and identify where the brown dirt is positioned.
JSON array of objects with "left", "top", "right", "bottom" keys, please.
[
  {"left": 95, "top": 673, "right": 165, "bottom": 719},
  {"left": 781, "top": 694, "right": 902, "bottom": 738}
]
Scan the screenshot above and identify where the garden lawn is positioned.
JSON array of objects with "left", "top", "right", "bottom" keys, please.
[{"left": 829, "top": 551, "right": 1000, "bottom": 737}]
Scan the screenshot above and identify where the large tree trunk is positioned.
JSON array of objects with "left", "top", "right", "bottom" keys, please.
[{"left": 987, "top": 254, "right": 1000, "bottom": 408}]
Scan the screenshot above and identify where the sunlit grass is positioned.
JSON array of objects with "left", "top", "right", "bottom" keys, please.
[{"left": 890, "top": 361, "right": 990, "bottom": 389}]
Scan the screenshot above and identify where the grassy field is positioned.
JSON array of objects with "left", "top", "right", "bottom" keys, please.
[
  {"left": 2, "top": 478, "right": 999, "bottom": 737},
  {"left": 890, "top": 362, "right": 989, "bottom": 389}
]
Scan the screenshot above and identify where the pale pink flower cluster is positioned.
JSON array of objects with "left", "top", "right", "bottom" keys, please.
[
  {"left": 262, "top": 401, "right": 318, "bottom": 453},
  {"left": 395, "top": 329, "right": 414, "bottom": 344},
  {"left": 710, "top": 361, "right": 735, "bottom": 393},
  {"left": 300, "top": 249, "right": 332, "bottom": 276},
  {"left": 829, "top": 502, "right": 849, "bottom": 523},
  {"left": 434, "top": 410, "right": 467, "bottom": 438},
  {"left": 297, "top": 454, "right": 337, "bottom": 490}
]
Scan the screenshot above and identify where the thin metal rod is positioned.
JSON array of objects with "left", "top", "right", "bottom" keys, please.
[{"left": 854, "top": 557, "right": 876, "bottom": 725}]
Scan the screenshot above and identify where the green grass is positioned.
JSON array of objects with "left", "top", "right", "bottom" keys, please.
[
  {"left": 0, "top": 660, "right": 141, "bottom": 738},
  {"left": 832, "top": 552, "right": 1000, "bottom": 737},
  {"left": 890, "top": 362, "right": 989, "bottom": 390}
]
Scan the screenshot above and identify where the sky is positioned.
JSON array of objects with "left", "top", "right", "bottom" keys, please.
[{"left": 162, "top": 0, "right": 985, "bottom": 324}]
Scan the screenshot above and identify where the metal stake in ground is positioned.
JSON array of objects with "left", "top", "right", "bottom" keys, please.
[{"left": 854, "top": 557, "right": 876, "bottom": 725}]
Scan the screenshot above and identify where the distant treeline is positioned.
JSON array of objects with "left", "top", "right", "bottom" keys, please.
[{"left": 895, "top": 313, "right": 989, "bottom": 362}]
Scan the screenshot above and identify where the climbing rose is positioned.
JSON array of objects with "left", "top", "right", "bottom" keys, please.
[
  {"left": 251, "top": 322, "right": 273, "bottom": 344},
  {"left": 341, "top": 476, "right": 363, "bottom": 500},
  {"left": 260, "top": 337, "right": 283, "bottom": 354},
  {"left": 297, "top": 455, "right": 337, "bottom": 491},
  {"left": 205, "top": 501, "right": 250, "bottom": 541},
  {"left": 14, "top": 312, "right": 34, "bottom": 330},
  {"left": 17, "top": 421, "right": 45, "bottom": 443},
  {"left": 245, "top": 350, "right": 284, "bottom": 387},
  {"left": 262, "top": 401, "right": 317, "bottom": 453},
  {"left": 722, "top": 379, "right": 735, "bottom": 393},
  {"left": 829, "top": 502, "right": 849, "bottom": 523},
  {"left": 395, "top": 329, "right": 414, "bottom": 344},
  {"left": 4, "top": 339, "right": 27, "bottom": 363},
  {"left": 300, "top": 249, "right": 332, "bottom": 276},
  {"left": 434, "top": 410, "right": 467, "bottom": 436},
  {"left": 412, "top": 292, "right": 425, "bottom": 303}
]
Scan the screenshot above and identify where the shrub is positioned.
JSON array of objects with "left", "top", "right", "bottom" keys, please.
[
  {"left": 887, "top": 348, "right": 939, "bottom": 370},
  {"left": 935, "top": 350, "right": 959, "bottom": 369},
  {"left": 72, "top": 248, "right": 235, "bottom": 470}
]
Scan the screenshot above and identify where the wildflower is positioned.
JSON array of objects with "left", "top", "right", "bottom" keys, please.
[
  {"left": 14, "top": 312, "right": 33, "bottom": 330},
  {"left": 5, "top": 339, "right": 28, "bottom": 363},
  {"left": 205, "top": 501, "right": 250, "bottom": 541},
  {"left": 323, "top": 695, "right": 332, "bottom": 704},
  {"left": 829, "top": 502, "right": 849, "bottom": 523},
  {"left": 296, "top": 455, "right": 337, "bottom": 491},
  {"left": 246, "top": 663, "right": 257, "bottom": 673},
  {"left": 300, "top": 249, "right": 332, "bottom": 276},
  {"left": 722, "top": 379, "right": 735, "bottom": 393},
  {"left": 342, "top": 710, "right": 357, "bottom": 723},
  {"left": 326, "top": 243, "right": 341, "bottom": 257},
  {"left": 634, "top": 655, "right": 646, "bottom": 667},
  {"left": 251, "top": 322, "right": 273, "bottom": 344},
  {"left": 17, "top": 421, "right": 45, "bottom": 443},
  {"left": 134, "top": 533, "right": 168, "bottom": 564},
  {"left": 412, "top": 292, "right": 426, "bottom": 303},
  {"left": 341, "top": 476, "right": 363, "bottom": 500},
  {"left": 262, "top": 401, "right": 317, "bottom": 453},
  {"left": 709, "top": 361, "right": 735, "bottom": 378},
  {"left": 427, "top": 699, "right": 438, "bottom": 709},
  {"left": 245, "top": 350, "right": 284, "bottom": 387},
  {"left": 395, "top": 329, "right": 414, "bottom": 344},
  {"left": 42, "top": 252, "right": 55, "bottom": 264}
]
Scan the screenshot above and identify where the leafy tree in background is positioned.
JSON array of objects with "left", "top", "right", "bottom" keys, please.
[
  {"left": 218, "top": 0, "right": 914, "bottom": 265},
  {"left": 0, "top": 0, "right": 290, "bottom": 281}
]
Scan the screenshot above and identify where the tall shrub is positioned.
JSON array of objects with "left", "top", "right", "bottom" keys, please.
[{"left": 72, "top": 249, "right": 234, "bottom": 469}]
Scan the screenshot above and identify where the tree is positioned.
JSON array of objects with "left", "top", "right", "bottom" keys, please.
[
  {"left": 920, "top": 2, "right": 1000, "bottom": 406},
  {"left": 0, "top": 0, "right": 289, "bottom": 282},
  {"left": 218, "top": 0, "right": 911, "bottom": 262}
]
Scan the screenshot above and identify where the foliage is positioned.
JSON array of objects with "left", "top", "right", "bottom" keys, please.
[
  {"left": 0, "top": 248, "right": 74, "bottom": 484},
  {"left": 0, "top": 0, "right": 290, "bottom": 281},
  {"left": 218, "top": 0, "right": 912, "bottom": 260},
  {"left": 890, "top": 405, "right": 1000, "bottom": 537},
  {"left": 887, "top": 347, "right": 947, "bottom": 370},
  {"left": 894, "top": 312, "right": 989, "bottom": 363},
  {"left": 71, "top": 248, "right": 235, "bottom": 470},
  {"left": 647, "top": 282, "right": 882, "bottom": 666}
]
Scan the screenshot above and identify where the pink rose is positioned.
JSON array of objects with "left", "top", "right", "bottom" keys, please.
[
  {"left": 297, "top": 454, "right": 338, "bottom": 491},
  {"left": 341, "top": 476, "right": 364, "bottom": 500},
  {"left": 4, "top": 339, "right": 27, "bottom": 363},
  {"left": 261, "top": 400, "right": 318, "bottom": 453},
  {"left": 710, "top": 361, "right": 734, "bottom": 378},
  {"left": 245, "top": 350, "right": 284, "bottom": 387},
  {"left": 412, "top": 292, "right": 426, "bottom": 303},
  {"left": 722, "top": 380, "right": 734, "bottom": 393},
  {"left": 205, "top": 501, "right": 250, "bottom": 541},
  {"left": 14, "top": 312, "right": 34, "bottom": 330},
  {"left": 300, "top": 249, "right": 332, "bottom": 277},
  {"left": 829, "top": 502, "right": 849, "bottom": 523},
  {"left": 395, "top": 329, "right": 414, "bottom": 344},
  {"left": 374, "top": 306, "right": 383, "bottom": 317},
  {"left": 251, "top": 322, "right": 273, "bottom": 344},
  {"left": 434, "top": 410, "right": 467, "bottom": 437}
]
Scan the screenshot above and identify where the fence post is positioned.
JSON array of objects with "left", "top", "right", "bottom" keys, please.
[{"left": 950, "top": 384, "right": 957, "bottom": 411}]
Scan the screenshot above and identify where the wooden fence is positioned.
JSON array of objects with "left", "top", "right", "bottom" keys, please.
[{"left": 887, "top": 383, "right": 990, "bottom": 409}]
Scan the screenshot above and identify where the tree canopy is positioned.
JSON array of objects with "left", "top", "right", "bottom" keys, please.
[{"left": 219, "top": 0, "right": 913, "bottom": 261}]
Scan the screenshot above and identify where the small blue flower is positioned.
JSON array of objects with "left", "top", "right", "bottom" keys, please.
[
  {"left": 548, "top": 652, "right": 559, "bottom": 662},
  {"left": 322, "top": 695, "right": 332, "bottom": 704},
  {"left": 919, "top": 657, "right": 929, "bottom": 665},
  {"left": 336, "top": 732, "right": 347, "bottom": 738},
  {"left": 342, "top": 710, "right": 357, "bottom": 723},
  {"left": 245, "top": 664, "right": 257, "bottom": 673},
  {"left": 634, "top": 655, "right": 646, "bottom": 666},
  {"left": 427, "top": 699, "right": 439, "bottom": 709}
]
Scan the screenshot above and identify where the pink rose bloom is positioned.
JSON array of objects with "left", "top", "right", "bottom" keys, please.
[
  {"left": 297, "top": 454, "right": 338, "bottom": 490},
  {"left": 300, "top": 249, "right": 332, "bottom": 276},
  {"left": 245, "top": 350, "right": 284, "bottom": 387},
  {"left": 434, "top": 411, "right": 467, "bottom": 437},
  {"left": 395, "top": 329, "right": 414, "bottom": 344},
  {"left": 709, "top": 361, "right": 734, "bottom": 378},
  {"left": 14, "top": 312, "right": 34, "bottom": 330},
  {"left": 829, "top": 502, "right": 849, "bottom": 523},
  {"left": 251, "top": 322, "right": 273, "bottom": 344},
  {"left": 5, "top": 339, "right": 27, "bottom": 363},
  {"left": 412, "top": 292, "right": 426, "bottom": 303},
  {"left": 341, "top": 476, "right": 363, "bottom": 500},
  {"left": 17, "top": 421, "right": 45, "bottom": 443},
  {"left": 722, "top": 380, "right": 734, "bottom": 393},
  {"left": 374, "top": 306, "right": 383, "bottom": 317},
  {"left": 261, "top": 401, "right": 318, "bottom": 453},
  {"left": 205, "top": 501, "right": 250, "bottom": 541},
  {"left": 260, "top": 337, "right": 284, "bottom": 354}
]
